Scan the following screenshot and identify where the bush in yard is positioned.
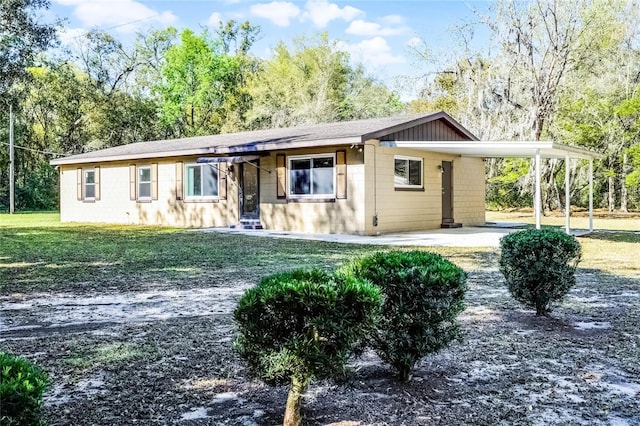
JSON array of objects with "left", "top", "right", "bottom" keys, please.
[
  {"left": 233, "top": 268, "right": 381, "bottom": 426},
  {"left": 0, "top": 352, "right": 49, "bottom": 425},
  {"left": 499, "top": 229, "right": 582, "bottom": 316},
  {"left": 340, "top": 250, "right": 467, "bottom": 382}
]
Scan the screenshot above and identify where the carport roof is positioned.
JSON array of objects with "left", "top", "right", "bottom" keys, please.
[{"left": 379, "top": 140, "right": 605, "bottom": 160}]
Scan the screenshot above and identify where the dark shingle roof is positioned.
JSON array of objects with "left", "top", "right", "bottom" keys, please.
[{"left": 52, "top": 112, "right": 469, "bottom": 165}]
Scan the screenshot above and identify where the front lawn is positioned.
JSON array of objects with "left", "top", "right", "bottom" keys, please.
[{"left": 1, "top": 213, "right": 638, "bottom": 425}]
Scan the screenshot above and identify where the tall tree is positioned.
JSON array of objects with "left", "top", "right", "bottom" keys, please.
[
  {"left": 246, "top": 33, "right": 402, "bottom": 129},
  {"left": 155, "top": 28, "right": 244, "bottom": 137},
  {"left": 0, "top": 0, "right": 57, "bottom": 96}
]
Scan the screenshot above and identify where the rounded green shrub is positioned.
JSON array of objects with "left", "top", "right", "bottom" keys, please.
[
  {"left": 0, "top": 352, "right": 49, "bottom": 425},
  {"left": 234, "top": 268, "right": 381, "bottom": 426},
  {"left": 499, "top": 229, "right": 582, "bottom": 316},
  {"left": 341, "top": 250, "right": 467, "bottom": 382}
]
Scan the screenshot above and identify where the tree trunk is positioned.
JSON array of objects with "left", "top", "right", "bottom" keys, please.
[
  {"left": 608, "top": 175, "right": 615, "bottom": 212},
  {"left": 620, "top": 151, "right": 628, "bottom": 213},
  {"left": 283, "top": 376, "right": 309, "bottom": 426}
]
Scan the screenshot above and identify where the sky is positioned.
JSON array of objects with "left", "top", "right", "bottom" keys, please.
[{"left": 48, "top": 0, "right": 493, "bottom": 99}]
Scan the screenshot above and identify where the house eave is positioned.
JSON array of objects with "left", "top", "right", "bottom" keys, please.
[{"left": 50, "top": 136, "right": 362, "bottom": 166}]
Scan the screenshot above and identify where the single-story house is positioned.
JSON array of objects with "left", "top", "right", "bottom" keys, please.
[{"left": 49, "top": 112, "right": 490, "bottom": 235}]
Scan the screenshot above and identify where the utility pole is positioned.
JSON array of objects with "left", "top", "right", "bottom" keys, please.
[{"left": 9, "top": 104, "right": 14, "bottom": 214}]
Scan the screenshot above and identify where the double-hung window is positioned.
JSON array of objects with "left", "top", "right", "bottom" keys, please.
[
  {"left": 288, "top": 154, "right": 335, "bottom": 199},
  {"left": 138, "top": 166, "right": 152, "bottom": 200},
  {"left": 84, "top": 169, "right": 96, "bottom": 199},
  {"left": 394, "top": 156, "right": 423, "bottom": 189},
  {"left": 78, "top": 167, "right": 100, "bottom": 201},
  {"left": 185, "top": 164, "right": 219, "bottom": 199}
]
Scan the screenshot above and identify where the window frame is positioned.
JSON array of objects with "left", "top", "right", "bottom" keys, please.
[
  {"left": 137, "top": 165, "right": 152, "bottom": 201},
  {"left": 83, "top": 168, "right": 96, "bottom": 201},
  {"left": 287, "top": 153, "right": 336, "bottom": 200},
  {"left": 394, "top": 155, "right": 424, "bottom": 190},
  {"left": 184, "top": 163, "right": 220, "bottom": 201}
]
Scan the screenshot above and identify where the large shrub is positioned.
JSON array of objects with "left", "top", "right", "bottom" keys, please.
[
  {"left": 499, "top": 229, "right": 582, "bottom": 316},
  {"left": 0, "top": 352, "right": 49, "bottom": 425},
  {"left": 341, "top": 250, "right": 467, "bottom": 382},
  {"left": 234, "top": 269, "right": 381, "bottom": 426}
]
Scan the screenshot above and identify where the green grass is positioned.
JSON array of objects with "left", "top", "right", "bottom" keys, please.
[
  {"left": 0, "top": 213, "right": 393, "bottom": 293},
  {"left": 0, "top": 213, "right": 636, "bottom": 293}
]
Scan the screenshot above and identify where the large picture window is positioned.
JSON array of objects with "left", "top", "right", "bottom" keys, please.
[
  {"left": 288, "top": 154, "right": 335, "bottom": 198},
  {"left": 138, "top": 166, "right": 152, "bottom": 199},
  {"left": 84, "top": 169, "right": 95, "bottom": 199},
  {"left": 185, "top": 164, "right": 219, "bottom": 199},
  {"left": 394, "top": 156, "right": 423, "bottom": 188}
]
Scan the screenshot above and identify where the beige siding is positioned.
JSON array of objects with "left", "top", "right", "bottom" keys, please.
[
  {"left": 59, "top": 157, "right": 238, "bottom": 227},
  {"left": 260, "top": 147, "right": 366, "bottom": 234},
  {"left": 453, "top": 157, "right": 486, "bottom": 225},
  {"left": 58, "top": 144, "right": 484, "bottom": 233},
  {"left": 362, "top": 141, "right": 486, "bottom": 235}
]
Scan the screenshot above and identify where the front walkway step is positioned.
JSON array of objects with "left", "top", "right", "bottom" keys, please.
[
  {"left": 440, "top": 222, "right": 462, "bottom": 228},
  {"left": 237, "top": 219, "right": 263, "bottom": 230}
]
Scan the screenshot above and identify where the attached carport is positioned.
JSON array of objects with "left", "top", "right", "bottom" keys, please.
[{"left": 379, "top": 140, "right": 606, "bottom": 233}]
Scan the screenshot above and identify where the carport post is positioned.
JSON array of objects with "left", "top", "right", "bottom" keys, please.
[
  {"left": 565, "top": 154, "right": 571, "bottom": 234},
  {"left": 589, "top": 158, "right": 594, "bottom": 232},
  {"left": 535, "top": 150, "right": 541, "bottom": 230}
]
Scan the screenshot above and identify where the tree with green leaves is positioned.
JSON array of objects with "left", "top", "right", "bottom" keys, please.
[
  {"left": 155, "top": 28, "right": 245, "bottom": 137},
  {"left": 0, "top": 0, "right": 58, "bottom": 96},
  {"left": 246, "top": 33, "right": 402, "bottom": 129},
  {"left": 234, "top": 269, "right": 381, "bottom": 426}
]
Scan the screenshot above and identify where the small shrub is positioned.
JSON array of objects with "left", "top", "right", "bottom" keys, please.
[
  {"left": 0, "top": 352, "right": 49, "bottom": 425},
  {"left": 341, "top": 250, "right": 467, "bottom": 382},
  {"left": 234, "top": 268, "right": 381, "bottom": 426},
  {"left": 499, "top": 228, "right": 582, "bottom": 316}
]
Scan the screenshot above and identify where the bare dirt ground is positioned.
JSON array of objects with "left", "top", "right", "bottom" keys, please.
[{"left": 1, "top": 257, "right": 639, "bottom": 425}]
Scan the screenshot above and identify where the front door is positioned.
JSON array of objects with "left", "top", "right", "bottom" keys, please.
[
  {"left": 240, "top": 160, "right": 260, "bottom": 219},
  {"left": 441, "top": 161, "right": 454, "bottom": 223}
]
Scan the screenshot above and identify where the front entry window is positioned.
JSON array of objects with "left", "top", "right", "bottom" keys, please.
[
  {"left": 185, "top": 164, "right": 219, "bottom": 199},
  {"left": 288, "top": 154, "right": 335, "bottom": 199}
]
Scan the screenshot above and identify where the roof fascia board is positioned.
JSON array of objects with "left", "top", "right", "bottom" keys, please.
[
  {"left": 50, "top": 136, "right": 361, "bottom": 166},
  {"left": 380, "top": 141, "right": 604, "bottom": 160},
  {"left": 363, "top": 111, "right": 479, "bottom": 141}
]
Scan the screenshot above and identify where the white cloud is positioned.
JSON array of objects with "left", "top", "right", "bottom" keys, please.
[
  {"left": 250, "top": 2, "right": 300, "bottom": 27},
  {"left": 57, "top": 27, "right": 86, "bottom": 45},
  {"left": 345, "top": 19, "right": 409, "bottom": 37},
  {"left": 207, "top": 12, "right": 223, "bottom": 27},
  {"left": 338, "top": 37, "right": 405, "bottom": 68},
  {"left": 301, "top": 0, "right": 363, "bottom": 28},
  {"left": 55, "top": 0, "right": 177, "bottom": 33}
]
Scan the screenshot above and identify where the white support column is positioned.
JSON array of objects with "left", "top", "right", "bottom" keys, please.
[
  {"left": 589, "top": 158, "right": 594, "bottom": 232},
  {"left": 565, "top": 154, "right": 571, "bottom": 234},
  {"left": 535, "top": 151, "right": 541, "bottom": 230},
  {"left": 9, "top": 104, "right": 14, "bottom": 215}
]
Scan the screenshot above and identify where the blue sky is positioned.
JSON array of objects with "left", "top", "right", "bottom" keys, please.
[{"left": 49, "top": 0, "right": 492, "bottom": 98}]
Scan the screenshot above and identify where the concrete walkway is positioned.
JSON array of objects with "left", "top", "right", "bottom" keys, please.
[{"left": 204, "top": 225, "right": 523, "bottom": 247}]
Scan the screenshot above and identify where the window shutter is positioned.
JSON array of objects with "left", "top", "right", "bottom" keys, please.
[
  {"left": 336, "top": 150, "right": 347, "bottom": 199},
  {"left": 175, "top": 162, "right": 183, "bottom": 200},
  {"left": 219, "top": 162, "right": 227, "bottom": 200},
  {"left": 77, "top": 168, "right": 83, "bottom": 201},
  {"left": 151, "top": 163, "right": 158, "bottom": 200},
  {"left": 129, "top": 165, "right": 136, "bottom": 200},
  {"left": 94, "top": 166, "right": 101, "bottom": 201},
  {"left": 276, "top": 154, "right": 286, "bottom": 199}
]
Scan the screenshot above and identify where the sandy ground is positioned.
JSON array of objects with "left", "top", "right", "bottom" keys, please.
[{"left": 1, "top": 263, "right": 639, "bottom": 425}]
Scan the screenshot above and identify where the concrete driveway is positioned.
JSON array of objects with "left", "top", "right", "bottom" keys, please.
[{"left": 206, "top": 225, "right": 523, "bottom": 247}]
